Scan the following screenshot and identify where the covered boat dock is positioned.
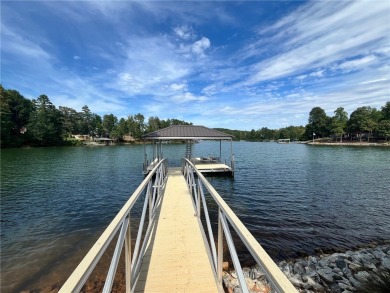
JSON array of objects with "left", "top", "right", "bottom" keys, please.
[{"left": 142, "top": 125, "right": 235, "bottom": 176}]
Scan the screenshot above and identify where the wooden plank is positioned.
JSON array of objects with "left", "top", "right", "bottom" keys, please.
[{"left": 134, "top": 169, "right": 218, "bottom": 293}]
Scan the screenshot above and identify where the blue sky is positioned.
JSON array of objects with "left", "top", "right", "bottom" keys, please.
[{"left": 1, "top": 1, "right": 389, "bottom": 130}]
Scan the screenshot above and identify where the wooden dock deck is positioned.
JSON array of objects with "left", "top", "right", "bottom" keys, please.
[{"left": 134, "top": 168, "right": 219, "bottom": 292}]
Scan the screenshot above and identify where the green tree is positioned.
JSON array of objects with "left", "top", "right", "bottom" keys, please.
[
  {"left": 128, "top": 113, "right": 146, "bottom": 139},
  {"left": 112, "top": 118, "right": 130, "bottom": 141},
  {"left": 308, "top": 107, "right": 330, "bottom": 138},
  {"left": 377, "top": 120, "right": 390, "bottom": 141},
  {"left": 8, "top": 90, "right": 34, "bottom": 137},
  {"left": 80, "top": 105, "right": 94, "bottom": 135},
  {"left": 102, "top": 114, "right": 118, "bottom": 137},
  {"left": 331, "top": 107, "right": 348, "bottom": 142},
  {"left": 90, "top": 114, "right": 103, "bottom": 137},
  {"left": 370, "top": 108, "right": 383, "bottom": 140},
  {"left": 377, "top": 102, "right": 390, "bottom": 141},
  {"left": 147, "top": 116, "right": 161, "bottom": 133},
  {"left": 28, "top": 95, "right": 63, "bottom": 145},
  {"left": 381, "top": 101, "right": 390, "bottom": 120},
  {"left": 282, "top": 125, "right": 305, "bottom": 141},
  {"left": 59, "top": 106, "right": 81, "bottom": 137},
  {"left": 348, "top": 106, "right": 377, "bottom": 142},
  {"left": 110, "top": 128, "right": 122, "bottom": 141},
  {"left": 247, "top": 129, "right": 258, "bottom": 141},
  {"left": 258, "top": 127, "right": 276, "bottom": 141},
  {"left": 213, "top": 128, "right": 242, "bottom": 140},
  {"left": 0, "top": 85, "right": 13, "bottom": 146},
  {"left": 1, "top": 86, "right": 34, "bottom": 146},
  {"left": 278, "top": 128, "right": 288, "bottom": 139},
  {"left": 169, "top": 118, "right": 192, "bottom": 126}
]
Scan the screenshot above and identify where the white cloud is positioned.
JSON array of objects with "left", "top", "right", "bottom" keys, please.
[
  {"left": 169, "top": 82, "right": 187, "bottom": 91},
  {"left": 1, "top": 24, "right": 51, "bottom": 60},
  {"left": 73, "top": 55, "right": 80, "bottom": 60},
  {"left": 174, "top": 25, "right": 194, "bottom": 40},
  {"left": 171, "top": 91, "right": 208, "bottom": 104},
  {"left": 117, "top": 73, "right": 144, "bottom": 93},
  {"left": 202, "top": 83, "right": 221, "bottom": 96},
  {"left": 309, "top": 70, "right": 324, "bottom": 78},
  {"left": 109, "top": 35, "right": 191, "bottom": 95},
  {"left": 244, "top": 1, "right": 390, "bottom": 84},
  {"left": 191, "top": 37, "right": 211, "bottom": 56},
  {"left": 296, "top": 75, "right": 307, "bottom": 80},
  {"left": 336, "top": 55, "right": 377, "bottom": 72}
]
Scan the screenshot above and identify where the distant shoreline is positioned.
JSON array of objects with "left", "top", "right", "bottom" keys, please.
[
  {"left": 3, "top": 140, "right": 390, "bottom": 149},
  {"left": 306, "top": 141, "right": 390, "bottom": 147}
]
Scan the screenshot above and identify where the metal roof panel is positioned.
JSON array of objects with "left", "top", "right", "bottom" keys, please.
[{"left": 142, "top": 125, "right": 233, "bottom": 140}]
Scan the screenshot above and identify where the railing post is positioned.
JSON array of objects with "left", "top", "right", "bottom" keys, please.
[
  {"left": 125, "top": 215, "right": 132, "bottom": 293},
  {"left": 217, "top": 208, "right": 224, "bottom": 286},
  {"left": 148, "top": 180, "right": 153, "bottom": 222},
  {"left": 199, "top": 182, "right": 217, "bottom": 269},
  {"left": 185, "top": 164, "right": 190, "bottom": 193},
  {"left": 188, "top": 166, "right": 193, "bottom": 195},
  {"left": 157, "top": 165, "right": 162, "bottom": 195},
  {"left": 102, "top": 217, "right": 130, "bottom": 293},
  {"left": 144, "top": 153, "right": 147, "bottom": 173},
  {"left": 196, "top": 180, "right": 200, "bottom": 217},
  {"left": 131, "top": 191, "right": 150, "bottom": 271},
  {"left": 220, "top": 213, "right": 249, "bottom": 293}
]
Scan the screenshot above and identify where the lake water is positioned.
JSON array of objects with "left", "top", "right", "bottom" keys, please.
[{"left": 1, "top": 142, "right": 390, "bottom": 292}]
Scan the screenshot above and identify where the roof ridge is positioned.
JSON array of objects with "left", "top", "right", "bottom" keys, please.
[{"left": 142, "top": 125, "right": 233, "bottom": 139}]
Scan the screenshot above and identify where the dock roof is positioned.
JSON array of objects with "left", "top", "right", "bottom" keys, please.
[{"left": 143, "top": 125, "right": 233, "bottom": 140}]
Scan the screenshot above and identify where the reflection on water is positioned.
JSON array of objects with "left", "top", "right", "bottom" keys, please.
[{"left": 1, "top": 142, "right": 390, "bottom": 292}]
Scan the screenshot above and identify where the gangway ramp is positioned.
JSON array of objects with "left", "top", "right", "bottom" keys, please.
[
  {"left": 134, "top": 168, "right": 218, "bottom": 292},
  {"left": 60, "top": 158, "right": 297, "bottom": 293}
]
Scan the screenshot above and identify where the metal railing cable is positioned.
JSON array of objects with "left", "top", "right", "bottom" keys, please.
[
  {"left": 59, "top": 159, "right": 168, "bottom": 293},
  {"left": 181, "top": 158, "right": 298, "bottom": 293}
]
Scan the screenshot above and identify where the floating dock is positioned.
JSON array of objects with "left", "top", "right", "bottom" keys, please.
[{"left": 191, "top": 158, "right": 233, "bottom": 176}]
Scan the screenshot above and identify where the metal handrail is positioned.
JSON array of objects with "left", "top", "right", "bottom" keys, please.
[
  {"left": 181, "top": 158, "right": 298, "bottom": 293},
  {"left": 60, "top": 159, "right": 168, "bottom": 293}
]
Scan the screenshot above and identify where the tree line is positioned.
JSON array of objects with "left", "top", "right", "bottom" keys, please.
[
  {"left": 1, "top": 85, "right": 389, "bottom": 147},
  {"left": 304, "top": 104, "right": 390, "bottom": 142},
  {"left": 217, "top": 102, "right": 390, "bottom": 142},
  {"left": 214, "top": 126, "right": 306, "bottom": 141},
  {"left": 0, "top": 85, "right": 191, "bottom": 147}
]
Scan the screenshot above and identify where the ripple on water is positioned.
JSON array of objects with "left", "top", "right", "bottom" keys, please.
[{"left": 1, "top": 143, "right": 390, "bottom": 291}]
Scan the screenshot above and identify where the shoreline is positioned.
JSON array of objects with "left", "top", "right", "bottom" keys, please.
[
  {"left": 18, "top": 242, "right": 390, "bottom": 293},
  {"left": 223, "top": 242, "right": 390, "bottom": 293},
  {"left": 3, "top": 140, "right": 390, "bottom": 149},
  {"left": 306, "top": 141, "right": 390, "bottom": 147}
]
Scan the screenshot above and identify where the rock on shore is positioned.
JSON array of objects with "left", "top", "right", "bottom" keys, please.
[{"left": 223, "top": 244, "right": 390, "bottom": 293}]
